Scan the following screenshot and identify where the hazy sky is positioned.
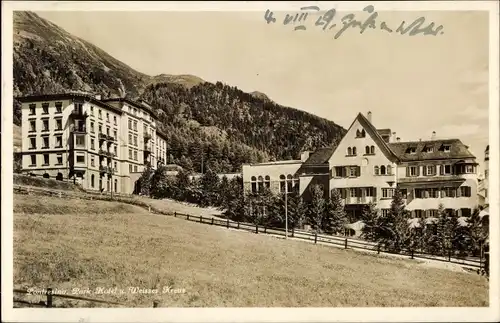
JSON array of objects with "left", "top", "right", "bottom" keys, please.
[{"left": 36, "top": 9, "right": 489, "bottom": 160}]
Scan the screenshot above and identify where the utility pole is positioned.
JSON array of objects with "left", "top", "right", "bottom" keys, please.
[{"left": 285, "top": 182, "right": 288, "bottom": 239}]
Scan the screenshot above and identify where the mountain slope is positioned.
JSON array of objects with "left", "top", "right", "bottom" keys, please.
[{"left": 13, "top": 11, "right": 347, "bottom": 172}]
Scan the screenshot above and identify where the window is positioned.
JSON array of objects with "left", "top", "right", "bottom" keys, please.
[
  {"left": 279, "top": 175, "right": 286, "bottom": 193},
  {"left": 76, "top": 155, "right": 85, "bottom": 164},
  {"left": 30, "top": 155, "right": 36, "bottom": 166},
  {"left": 134, "top": 151, "right": 138, "bottom": 161},
  {"left": 365, "top": 187, "right": 374, "bottom": 197},
  {"left": 114, "top": 161, "right": 117, "bottom": 170},
  {"left": 91, "top": 156, "right": 95, "bottom": 167},
  {"left": 114, "top": 116, "right": 117, "bottom": 125},
  {"left": 465, "top": 165, "right": 475, "bottom": 174},
  {"left": 374, "top": 166, "right": 379, "bottom": 175},
  {"left": 29, "top": 120, "right": 36, "bottom": 132},
  {"left": 258, "top": 176, "right": 264, "bottom": 191},
  {"left": 56, "top": 119, "right": 62, "bottom": 130},
  {"left": 423, "top": 165, "right": 436, "bottom": 176},
  {"left": 415, "top": 188, "right": 426, "bottom": 198},
  {"left": 29, "top": 138, "right": 36, "bottom": 149},
  {"left": 106, "top": 127, "right": 110, "bottom": 136},
  {"left": 460, "top": 186, "right": 471, "bottom": 197},
  {"left": 428, "top": 188, "right": 439, "bottom": 198},
  {"left": 441, "top": 187, "right": 456, "bottom": 198},
  {"left": 129, "top": 134, "right": 133, "bottom": 143},
  {"left": 42, "top": 103, "right": 49, "bottom": 114},
  {"left": 286, "top": 174, "right": 293, "bottom": 193},
  {"left": 424, "top": 146, "right": 434, "bottom": 153},
  {"left": 133, "top": 120, "right": 138, "bottom": 131},
  {"left": 408, "top": 166, "right": 418, "bottom": 177},
  {"left": 370, "top": 146, "right": 375, "bottom": 154},
  {"left": 91, "top": 138, "right": 95, "bottom": 150},
  {"left": 114, "top": 179, "right": 117, "bottom": 192},
  {"left": 129, "top": 164, "right": 133, "bottom": 173},
  {"left": 414, "top": 210, "right": 424, "bottom": 218},
  {"left": 387, "top": 165, "right": 392, "bottom": 175},
  {"left": 56, "top": 154, "right": 63, "bottom": 165},
  {"left": 400, "top": 189, "right": 408, "bottom": 199},
  {"left": 350, "top": 188, "right": 357, "bottom": 198},
  {"left": 98, "top": 109, "right": 102, "bottom": 119},
  {"left": 75, "top": 135, "right": 85, "bottom": 147},
  {"left": 408, "top": 147, "right": 417, "bottom": 154},
  {"left": 91, "top": 174, "right": 95, "bottom": 188},
  {"left": 461, "top": 208, "right": 471, "bottom": 217},
  {"left": 428, "top": 209, "right": 438, "bottom": 217},
  {"left": 485, "top": 169, "right": 489, "bottom": 179},
  {"left": 443, "top": 145, "right": 451, "bottom": 152},
  {"left": 106, "top": 112, "right": 110, "bottom": 122},
  {"left": 365, "top": 146, "right": 370, "bottom": 154},
  {"left": 381, "top": 209, "right": 390, "bottom": 216},
  {"left": 265, "top": 175, "right": 270, "bottom": 189},
  {"left": 90, "top": 106, "right": 94, "bottom": 116},
  {"left": 114, "top": 130, "right": 117, "bottom": 139},
  {"left": 42, "top": 137, "right": 49, "bottom": 149},
  {"left": 380, "top": 165, "right": 386, "bottom": 175},
  {"left": 134, "top": 165, "right": 138, "bottom": 172},
  {"left": 98, "top": 124, "right": 102, "bottom": 134},
  {"left": 114, "top": 146, "right": 117, "bottom": 155},
  {"left": 129, "top": 149, "right": 132, "bottom": 159},
  {"left": 128, "top": 119, "right": 132, "bottom": 129},
  {"left": 352, "top": 147, "right": 357, "bottom": 156},
  {"left": 29, "top": 104, "right": 36, "bottom": 115},
  {"left": 55, "top": 102, "right": 63, "bottom": 113},
  {"left": 382, "top": 188, "right": 394, "bottom": 198},
  {"left": 334, "top": 166, "right": 344, "bottom": 178},
  {"left": 90, "top": 122, "right": 95, "bottom": 133},
  {"left": 41, "top": 119, "right": 49, "bottom": 131},
  {"left": 443, "top": 164, "right": 452, "bottom": 175},
  {"left": 43, "top": 154, "right": 49, "bottom": 165},
  {"left": 349, "top": 166, "right": 359, "bottom": 177}
]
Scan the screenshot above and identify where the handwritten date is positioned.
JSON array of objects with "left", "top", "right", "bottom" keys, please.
[{"left": 264, "top": 5, "right": 444, "bottom": 38}]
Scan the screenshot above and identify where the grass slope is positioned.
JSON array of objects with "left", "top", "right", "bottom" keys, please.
[{"left": 14, "top": 194, "right": 488, "bottom": 307}]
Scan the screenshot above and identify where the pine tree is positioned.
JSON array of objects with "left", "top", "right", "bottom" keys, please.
[
  {"left": 307, "top": 185, "right": 325, "bottom": 233},
  {"left": 287, "top": 193, "right": 307, "bottom": 231},
  {"left": 360, "top": 202, "right": 379, "bottom": 241},
  {"left": 323, "top": 189, "right": 347, "bottom": 235},
  {"left": 376, "top": 188, "right": 411, "bottom": 252},
  {"left": 435, "top": 204, "right": 449, "bottom": 256},
  {"left": 466, "top": 208, "right": 486, "bottom": 256},
  {"left": 137, "top": 163, "right": 154, "bottom": 196}
]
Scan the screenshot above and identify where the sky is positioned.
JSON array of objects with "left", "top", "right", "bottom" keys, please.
[{"left": 36, "top": 9, "right": 490, "bottom": 161}]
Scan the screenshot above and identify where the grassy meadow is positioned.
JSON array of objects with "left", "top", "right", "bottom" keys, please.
[{"left": 13, "top": 194, "right": 489, "bottom": 307}]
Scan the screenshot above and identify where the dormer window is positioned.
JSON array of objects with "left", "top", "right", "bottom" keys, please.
[
  {"left": 423, "top": 146, "right": 434, "bottom": 153},
  {"left": 443, "top": 145, "right": 451, "bottom": 152},
  {"left": 407, "top": 147, "right": 417, "bottom": 154},
  {"left": 356, "top": 129, "right": 366, "bottom": 138}
]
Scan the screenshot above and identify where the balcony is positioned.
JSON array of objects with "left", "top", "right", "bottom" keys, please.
[
  {"left": 70, "top": 109, "right": 89, "bottom": 119},
  {"left": 144, "top": 144, "right": 152, "bottom": 154},
  {"left": 144, "top": 133, "right": 152, "bottom": 142},
  {"left": 98, "top": 133, "right": 109, "bottom": 141},
  {"left": 343, "top": 196, "right": 376, "bottom": 205},
  {"left": 107, "top": 135, "right": 116, "bottom": 142},
  {"left": 72, "top": 126, "right": 87, "bottom": 134},
  {"left": 99, "top": 165, "right": 114, "bottom": 175},
  {"left": 99, "top": 149, "right": 115, "bottom": 158}
]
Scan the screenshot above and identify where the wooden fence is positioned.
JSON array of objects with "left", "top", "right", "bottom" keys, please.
[{"left": 14, "top": 184, "right": 484, "bottom": 270}]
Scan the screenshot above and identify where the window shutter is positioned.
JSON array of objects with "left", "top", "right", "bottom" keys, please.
[
  {"left": 456, "top": 187, "right": 461, "bottom": 197},
  {"left": 422, "top": 166, "right": 427, "bottom": 176},
  {"left": 416, "top": 166, "right": 420, "bottom": 176},
  {"left": 439, "top": 165, "right": 443, "bottom": 175},
  {"left": 357, "top": 166, "right": 361, "bottom": 177},
  {"left": 406, "top": 166, "right": 410, "bottom": 177}
]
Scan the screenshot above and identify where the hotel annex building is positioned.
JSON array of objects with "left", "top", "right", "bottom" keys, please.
[
  {"left": 243, "top": 112, "right": 480, "bottom": 219},
  {"left": 18, "top": 93, "right": 168, "bottom": 194}
]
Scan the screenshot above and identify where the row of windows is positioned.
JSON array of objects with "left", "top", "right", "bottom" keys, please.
[
  {"left": 29, "top": 136, "right": 63, "bottom": 150},
  {"left": 406, "top": 164, "right": 476, "bottom": 177},
  {"left": 90, "top": 106, "right": 118, "bottom": 125},
  {"left": 346, "top": 145, "right": 376, "bottom": 156},
  {"left": 28, "top": 118, "right": 63, "bottom": 132},
  {"left": 28, "top": 102, "right": 63, "bottom": 115},
  {"left": 414, "top": 186, "right": 472, "bottom": 198},
  {"left": 89, "top": 121, "right": 118, "bottom": 139},
  {"left": 406, "top": 144, "right": 451, "bottom": 155},
  {"left": 89, "top": 174, "right": 118, "bottom": 192},
  {"left": 129, "top": 149, "right": 139, "bottom": 161},
  {"left": 249, "top": 174, "right": 300, "bottom": 193},
  {"left": 128, "top": 118, "right": 139, "bottom": 132}
]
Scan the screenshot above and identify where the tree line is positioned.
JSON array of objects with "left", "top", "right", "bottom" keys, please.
[{"left": 138, "top": 166, "right": 489, "bottom": 271}]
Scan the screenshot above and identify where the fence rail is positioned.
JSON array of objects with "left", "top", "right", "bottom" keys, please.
[{"left": 14, "top": 184, "right": 483, "bottom": 270}]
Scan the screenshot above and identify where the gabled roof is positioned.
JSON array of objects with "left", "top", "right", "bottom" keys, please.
[
  {"left": 303, "top": 147, "right": 335, "bottom": 165},
  {"left": 351, "top": 113, "right": 399, "bottom": 162},
  {"left": 388, "top": 139, "right": 475, "bottom": 161}
]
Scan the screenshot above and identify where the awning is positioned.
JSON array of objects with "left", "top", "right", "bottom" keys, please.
[
  {"left": 479, "top": 207, "right": 489, "bottom": 219},
  {"left": 398, "top": 179, "right": 464, "bottom": 189}
]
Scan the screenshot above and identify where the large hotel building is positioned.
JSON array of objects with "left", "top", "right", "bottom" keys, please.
[
  {"left": 18, "top": 93, "right": 168, "bottom": 194},
  {"left": 243, "top": 111, "right": 480, "bottom": 219}
]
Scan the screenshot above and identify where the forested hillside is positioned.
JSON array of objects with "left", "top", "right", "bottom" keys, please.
[{"left": 13, "top": 11, "right": 346, "bottom": 172}]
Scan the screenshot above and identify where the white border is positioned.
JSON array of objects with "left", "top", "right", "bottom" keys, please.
[{"left": 2, "top": 1, "right": 499, "bottom": 322}]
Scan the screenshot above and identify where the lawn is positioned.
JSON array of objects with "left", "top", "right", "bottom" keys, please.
[{"left": 13, "top": 194, "right": 489, "bottom": 307}]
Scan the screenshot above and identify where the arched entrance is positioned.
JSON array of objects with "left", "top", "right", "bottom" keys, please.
[
  {"left": 56, "top": 173, "right": 63, "bottom": 181},
  {"left": 43, "top": 173, "right": 50, "bottom": 179}
]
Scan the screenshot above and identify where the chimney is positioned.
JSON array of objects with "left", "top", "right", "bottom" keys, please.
[
  {"left": 392, "top": 132, "right": 396, "bottom": 143},
  {"left": 367, "top": 111, "right": 372, "bottom": 123},
  {"left": 431, "top": 131, "right": 436, "bottom": 140},
  {"left": 301, "top": 151, "right": 310, "bottom": 162},
  {"left": 396, "top": 137, "right": 401, "bottom": 142}
]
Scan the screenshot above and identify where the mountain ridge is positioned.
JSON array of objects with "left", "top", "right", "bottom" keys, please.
[{"left": 13, "top": 11, "right": 347, "bottom": 172}]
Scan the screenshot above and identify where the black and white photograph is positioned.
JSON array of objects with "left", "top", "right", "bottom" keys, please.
[{"left": 1, "top": 1, "right": 499, "bottom": 322}]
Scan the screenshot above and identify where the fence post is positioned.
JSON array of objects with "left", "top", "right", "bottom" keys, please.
[
  {"left": 256, "top": 224, "right": 259, "bottom": 234},
  {"left": 174, "top": 211, "right": 177, "bottom": 217},
  {"left": 411, "top": 249, "right": 414, "bottom": 259},
  {"left": 291, "top": 228, "right": 294, "bottom": 238},
  {"left": 448, "top": 249, "right": 451, "bottom": 262},
  {"left": 344, "top": 238, "right": 348, "bottom": 249},
  {"left": 46, "top": 288, "right": 53, "bottom": 308},
  {"left": 187, "top": 214, "right": 190, "bottom": 221},
  {"left": 377, "top": 244, "right": 380, "bottom": 254},
  {"left": 314, "top": 232, "right": 318, "bottom": 244},
  {"left": 264, "top": 225, "right": 267, "bottom": 234},
  {"left": 479, "top": 243, "right": 483, "bottom": 271},
  {"left": 237, "top": 222, "right": 240, "bottom": 229},
  {"left": 148, "top": 206, "right": 151, "bottom": 213},
  {"left": 153, "top": 300, "right": 159, "bottom": 308},
  {"left": 211, "top": 218, "right": 214, "bottom": 225},
  {"left": 199, "top": 215, "right": 202, "bottom": 223},
  {"left": 227, "top": 219, "right": 230, "bottom": 228}
]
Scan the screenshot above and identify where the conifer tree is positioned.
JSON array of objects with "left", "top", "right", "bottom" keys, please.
[
  {"left": 323, "top": 188, "right": 347, "bottom": 235},
  {"left": 307, "top": 185, "right": 325, "bottom": 233},
  {"left": 287, "top": 193, "right": 307, "bottom": 231},
  {"left": 360, "top": 201, "right": 379, "bottom": 241}
]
